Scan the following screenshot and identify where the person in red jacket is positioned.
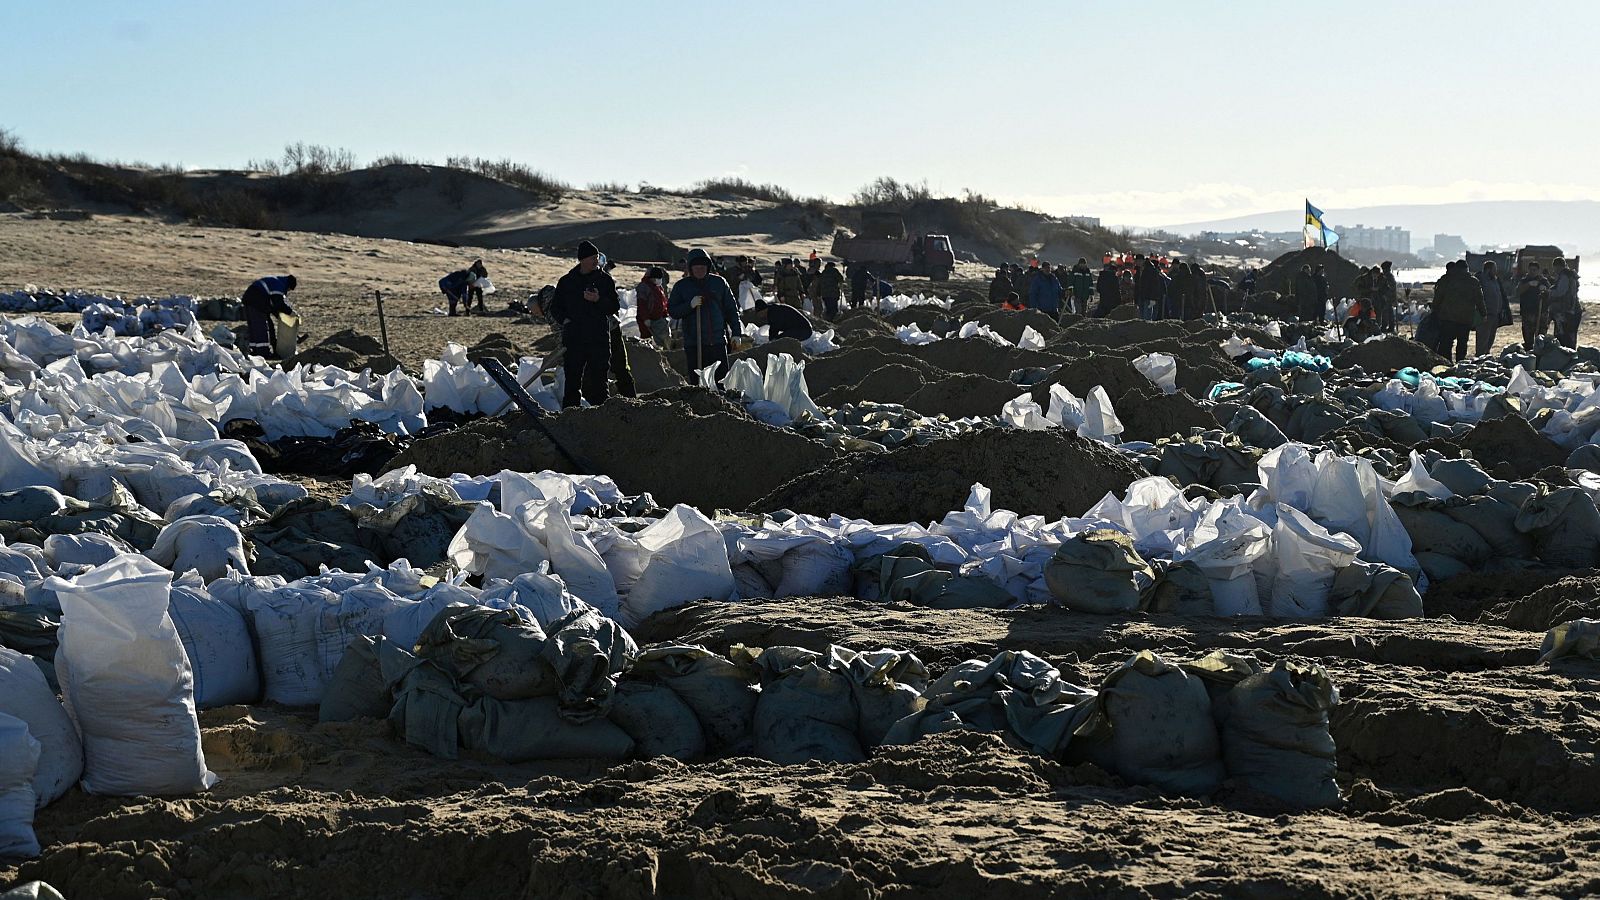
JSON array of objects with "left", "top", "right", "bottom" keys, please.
[{"left": 635, "top": 266, "right": 673, "bottom": 350}]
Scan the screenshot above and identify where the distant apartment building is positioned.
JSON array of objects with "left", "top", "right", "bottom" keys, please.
[
  {"left": 1333, "top": 224, "right": 1410, "bottom": 254},
  {"left": 1063, "top": 216, "right": 1101, "bottom": 228},
  {"left": 1433, "top": 234, "right": 1470, "bottom": 258}
]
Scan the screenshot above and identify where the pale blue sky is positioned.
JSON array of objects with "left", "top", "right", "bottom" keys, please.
[{"left": 5, "top": 0, "right": 1597, "bottom": 225}]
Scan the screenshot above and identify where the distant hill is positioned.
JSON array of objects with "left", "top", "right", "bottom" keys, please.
[{"left": 1162, "top": 200, "right": 1600, "bottom": 255}]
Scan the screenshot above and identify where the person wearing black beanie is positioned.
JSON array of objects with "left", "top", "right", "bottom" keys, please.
[{"left": 547, "top": 240, "right": 621, "bottom": 407}]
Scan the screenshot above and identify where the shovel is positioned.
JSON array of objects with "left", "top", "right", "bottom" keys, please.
[{"left": 487, "top": 348, "right": 564, "bottom": 417}]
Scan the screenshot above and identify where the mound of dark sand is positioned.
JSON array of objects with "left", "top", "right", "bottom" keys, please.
[
  {"left": 390, "top": 396, "right": 838, "bottom": 511},
  {"left": 911, "top": 339, "right": 1066, "bottom": 381},
  {"left": 1417, "top": 415, "right": 1569, "bottom": 481},
  {"left": 1333, "top": 336, "right": 1448, "bottom": 375},
  {"left": 756, "top": 428, "right": 1144, "bottom": 523},
  {"left": 1421, "top": 569, "right": 1579, "bottom": 622},
  {"left": 1029, "top": 354, "right": 1149, "bottom": 408},
  {"left": 815, "top": 364, "right": 928, "bottom": 407},
  {"left": 285, "top": 328, "right": 401, "bottom": 373},
  {"left": 622, "top": 338, "right": 685, "bottom": 393},
  {"left": 1056, "top": 318, "right": 1189, "bottom": 348},
  {"left": 1258, "top": 246, "right": 1364, "bottom": 301},
  {"left": 902, "top": 373, "right": 1024, "bottom": 419},
  {"left": 803, "top": 347, "right": 937, "bottom": 395},
  {"left": 969, "top": 308, "right": 1060, "bottom": 344},
  {"left": 463, "top": 332, "right": 525, "bottom": 366},
  {"left": 556, "top": 230, "right": 685, "bottom": 264},
  {"left": 1482, "top": 575, "right": 1600, "bottom": 631},
  {"left": 830, "top": 313, "right": 896, "bottom": 341},
  {"left": 1114, "top": 387, "right": 1218, "bottom": 443},
  {"left": 883, "top": 305, "right": 958, "bottom": 332}
]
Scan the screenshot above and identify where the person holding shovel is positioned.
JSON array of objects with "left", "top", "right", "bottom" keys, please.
[{"left": 669, "top": 247, "right": 740, "bottom": 385}]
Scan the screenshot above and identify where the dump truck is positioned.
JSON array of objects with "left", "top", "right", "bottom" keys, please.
[{"left": 830, "top": 212, "right": 956, "bottom": 281}]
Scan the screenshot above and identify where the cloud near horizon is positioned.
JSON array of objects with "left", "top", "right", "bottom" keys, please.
[{"left": 1011, "top": 181, "right": 1600, "bottom": 229}]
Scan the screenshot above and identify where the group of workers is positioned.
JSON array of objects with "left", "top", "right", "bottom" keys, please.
[
  {"left": 988, "top": 256, "right": 1226, "bottom": 322},
  {"left": 1410, "top": 257, "right": 1581, "bottom": 361}
]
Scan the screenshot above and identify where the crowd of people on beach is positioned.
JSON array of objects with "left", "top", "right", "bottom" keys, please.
[{"left": 238, "top": 237, "right": 1583, "bottom": 418}]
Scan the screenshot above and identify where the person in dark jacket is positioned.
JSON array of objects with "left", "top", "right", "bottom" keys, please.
[
  {"left": 1549, "top": 257, "right": 1581, "bottom": 349},
  {"left": 813, "top": 261, "right": 845, "bottom": 320},
  {"left": 1094, "top": 263, "right": 1120, "bottom": 317},
  {"left": 548, "top": 241, "right": 620, "bottom": 407},
  {"left": 1136, "top": 259, "right": 1165, "bottom": 320},
  {"left": 1429, "top": 260, "right": 1487, "bottom": 362},
  {"left": 1376, "top": 261, "right": 1399, "bottom": 333},
  {"left": 1294, "top": 265, "right": 1320, "bottom": 322},
  {"left": 240, "top": 274, "right": 297, "bottom": 357},
  {"left": 439, "top": 259, "right": 488, "bottom": 316},
  {"left": 849, "top": 263, "right": 873, "bottom": 308},
  {"left": 1026, "top": 261, "right": 1064, "bottom": 317},
  {"left": 749, "top": 298, "right": 814, "bottom": 343},
  {"left": 988, "top": 267, "right": 1013, "bottom": 304},
  {"left": 1476, "top": 260, "right": 1507, "bottom": 356},
  {"left": 1516, "top": 262, "right": 1551, "bottom": 347},
  {"left": 1313, "top": 265, "right": 1330, "bottom": 323},
  {"left": 1188, "top": 262, "right": 1212, "bottom": 318},
  {"left": 1065, "top": 259, "right": 1094, "bottom": 315},
  {"left": 669, "top": 248, "right": 741, "bottom": 384}
]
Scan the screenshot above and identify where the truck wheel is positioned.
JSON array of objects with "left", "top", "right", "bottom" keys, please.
[{"left": 931, "top": 267, "right": 950, "bottom": 282}]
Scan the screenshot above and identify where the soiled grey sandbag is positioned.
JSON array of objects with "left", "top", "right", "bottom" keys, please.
[
  {"left": 319, "top": 634, "right": 392, "bottom": 723},
  {"left": 0, "top": 487, "right": 68, "bottom": 523},
  {"left": 1442, "top": 496, "right": 1535, "bottom": 560},
  {"left": 1515, "top": 487, "right": 1600, "bottom": 569},
  {"left": 460, "top": 695, "right": 633, "bottom": 762},
  {"left": 1327, "top": 561, "right": 1423, "bottom": 619},
  {"left": 1074, "top": 651, "right": 1223, "bottom": 797},
  {"left": 738, "top": 645, "right": 863, "bottom": 765},
  {"left": 1218, "top": 659, "right": 1341, "bottom": 808},
  {"left": 631, "top": 644, "right": 758, "bottom": 753},
  {"left": 844, "top": 648, "right": 928, "bottom": 747},
  {"left": 1391, "top": 501, "right": 1491, "bottom": 567},
  {"left": 1227, "top": 405, "right": 1288, "bottom": 450},
  {"left": 1568, "top": 444, "right": 1600, "bottom": 475},
  {"left": 1429, "top": 458, "right": 1493, "bottom": 497},
  {"left": 1143, "top": 560, "right": 1214, "bottom": 615},
  {"left": 1045, "top": 530, "right": 1154, "bottom": 614},
  {"left": 607, "top": 681, "right": 706, "bottom": 760},
  {"left": 415, "top": 604, "right": 556, "bottom": 701}
]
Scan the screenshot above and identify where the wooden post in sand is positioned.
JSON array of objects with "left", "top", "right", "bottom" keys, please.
[{"left": 375, "top": 290, "right": 390, "bottom": 358}]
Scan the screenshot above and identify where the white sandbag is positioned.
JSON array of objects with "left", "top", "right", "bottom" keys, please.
[
  {"left": 47, "top": 554, "right": 216, "bottom": 795},
  {"left": 168, "top": 575, "right": 259, "bottom": 708},
  {"left": 1045, "top": 384, "right": 1086, "bottom": 430},
  {"left": 0, "top": 647, "right": 82, "bottom": 807},
  {"left": 0, "top": 420, "right": 60, "bottom": 494},
  {"left": 1391, "top": 451, "right": 1452, "bottom": 500},
  {"left": 478, "top": 567, "right": 592, "bottom": 632},
  {"left": 447, "top": 502, "right": 549, "bottom": 584},
  {"left": 0, "top": 712, "right": 40, "bottom": 858},
  {"left": 1002, "top": 393, "right": 1053, "bottom": 430},
  {"left": 1181, "top": 510, "right": 1271, "bottom": 617},
  {"left": 1133, "top": 352, "right": 1178, "bottom": 394},
  {"left": 762, "top": 353, "right": 824, "bottom": 422},
  {"left": 1018, "top": 325, "right": 1046, "bottom": 350},
  {"left": 246, "top": 582, "right": 399, "bottom": 706},
  {"left": 1266, "top": 505, "right": 1361, "bottom": 618},
  {"left": 40, "top": 533, "right": 132, "bottom": 574},
  {"left": 774, "top": 539, "right": 855, "bottom": 599},
  {"left": 1079, "top": 385, "right": 1123, "bottom": 442},
  {"left": 1255, "top": 443, "right": 1316, "bottom": 511},
  {"left": 146, "top": 515, "right": 250, "bottom": 581},
  {"left": 618, "top": 505, "right": 734, "bottom": 628},
  {"left": 521, "top": 498, "right": 619, "bottom": 619},
  {"left": 723, "top": 358, "right": 766, "bottom": 401}
]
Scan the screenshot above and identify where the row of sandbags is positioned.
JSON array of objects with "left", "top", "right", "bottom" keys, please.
[{"left": 323, "top": 612, "right": 1343, "bottom": 810}]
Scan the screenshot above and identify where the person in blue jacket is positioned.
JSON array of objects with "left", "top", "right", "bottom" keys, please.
[
  {"left": 240, "top": 274, "right": 297, "bottom": 357},
  {"left": 439, "top": 259, "right": 488, "bottom": 316},
  {"left": 1026, "top": 261, "right": 1064, "bottom": 317},
  {"left": 669, "top": 248, "right": 741, "bottom": 385}
]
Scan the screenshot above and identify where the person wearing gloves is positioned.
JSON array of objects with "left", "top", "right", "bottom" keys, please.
[
  {"left": 439, "top": 259, "right": 488, "bottom": 316},
  {"left": 240, "top": 274, "right": 297, "bottom": 358},
  {"left": 548, "top": 240, "right": 620, "bottom": 407},
  {"left": 669, "top": 247, "right": 741, "bottom": 385}
]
